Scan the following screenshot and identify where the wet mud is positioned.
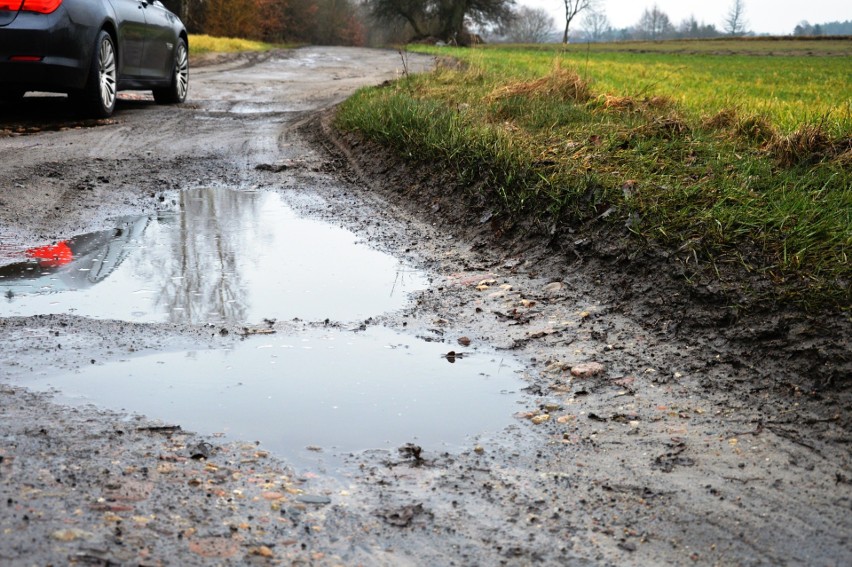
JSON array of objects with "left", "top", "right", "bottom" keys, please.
[{"left": 1, "top": 47, "right": 851, "bottom": 566}]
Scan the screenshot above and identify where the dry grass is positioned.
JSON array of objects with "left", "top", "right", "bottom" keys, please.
[
  {"left": 736, "top": 115, "right": 777, "bottom": 144},
  {"left": 767, "top": 124, "right": 837, "bottom": 166},
  {"left": 703, "top": 109, "right": 738, "bottom": 130},
  {"left": 488, "top": 64, "right": 591, "bottom": 103},
  {"left": 188, "top": 34, "right": 278, "bottom": 55},
  {"left": 601, "top": 94, "right": 674, "bottom": 112},
  {"left": 634, "top": 114, "right": 690, "bottom": 139},
  {"left": 836, "top": 147, "right": 852, "bottom": 167}
]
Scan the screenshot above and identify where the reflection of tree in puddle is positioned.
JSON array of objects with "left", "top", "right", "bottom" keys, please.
[{"left": 143, "top": 189, "right": 264, "bottom": 324}]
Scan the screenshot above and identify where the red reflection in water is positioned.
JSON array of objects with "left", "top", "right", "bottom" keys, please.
[{"left": 26, "top": 241, "right": 73, "bottom": 267}]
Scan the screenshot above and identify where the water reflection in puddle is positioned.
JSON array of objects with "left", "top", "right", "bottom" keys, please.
[
  {"left": 21, "top": 327, "right": 524, "bottom": 470},
  {"left": 0, "top": 188, "right": 427, "bottom": 324}
]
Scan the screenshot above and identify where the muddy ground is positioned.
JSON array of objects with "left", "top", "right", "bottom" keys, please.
[{"left": 1, "top": 47, "right": 850, "bottom": 566}]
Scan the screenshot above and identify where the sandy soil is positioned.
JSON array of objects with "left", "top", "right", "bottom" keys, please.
[{"left": 1, "top": 47, "right": 850, "bottom": 566}]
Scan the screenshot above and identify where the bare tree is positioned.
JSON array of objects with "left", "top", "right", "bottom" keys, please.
[
  {"left": 562, "top": 0, "right": 594, "bottom": 44},
  {"left": 502, "top": 6, "right": 555, "bottom": 43},
  {"left": 638, "top": 4, "right": 673, "bottom": 40},
  {"left": 723, "top": 0, "right": 748, "bottom": 35},
  {"left": 582, "top": 9, "right": 609, "bottom": 42}
]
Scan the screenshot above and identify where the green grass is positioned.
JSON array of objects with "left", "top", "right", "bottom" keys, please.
[
  {"left": 411, "top": 42, "right": 852, "bottom": 134},
  {"left": 188, "top": 34, "right": 281, "bottom": 56},
  {"left": 337, "top": 40, "right": 852, "bottom": 308}
]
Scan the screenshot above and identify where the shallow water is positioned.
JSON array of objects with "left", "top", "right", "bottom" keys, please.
[
  {"left": 22, "top": 327, "right": 524, "bottom": 470},
  {"left": 3, "top": 187, "right": 525, "bottom": 471},
  {"left": 0, "top": 188, "right": 427, "bottom": 324}
]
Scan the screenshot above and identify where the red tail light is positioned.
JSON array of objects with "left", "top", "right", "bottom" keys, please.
[
  {"left": 0, "top": 0, "right": 62, "bottom": 13},
  {"left": 26, "top": 241, "right": 73, "bottom": 267}
]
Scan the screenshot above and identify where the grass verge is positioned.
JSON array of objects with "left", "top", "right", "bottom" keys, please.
[
  {"left": 336, "top": 41, "right": 851, "bottom": 309},
  {"left": 188, "top": 34, "right": 282, "bottom": 56}
]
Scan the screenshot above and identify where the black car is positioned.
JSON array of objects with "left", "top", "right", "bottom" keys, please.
[{"left": 0, "top": 0, "right": 188, "bottom": 117}]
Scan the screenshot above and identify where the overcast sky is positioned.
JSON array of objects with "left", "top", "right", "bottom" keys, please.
[{"left": 521, "top": 0, "right": 850, "bottom": 36}]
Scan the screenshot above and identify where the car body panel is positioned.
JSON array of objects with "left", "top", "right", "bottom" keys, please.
[
  {"left": 0, "top": 0, "right": 185, "bottom": 96},
  {"left": 0, "top": 5, "right": 21, "bottom": 27},
  {"left": 105, "top": 0, "right": 145, "bottom": 76},
  {"left": 0, "top": 9, "right": 93, "bottom": 90},
  {"left": 139, "top": 1, "right": 176, "bottom": 78}
]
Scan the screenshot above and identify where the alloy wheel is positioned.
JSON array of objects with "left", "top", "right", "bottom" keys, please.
[
  {"left": 98, "top": 37, "right": 117, "bottom": 110},
  {"left": 175, "top": 42, "right": 188, "bottom": 101}
]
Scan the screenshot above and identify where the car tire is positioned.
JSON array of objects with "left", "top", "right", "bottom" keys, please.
[
  {"left": 76, "top": 31, "right": 117, "bottom": 118},
  {"left": 153, "top": 38, "right": 188, "bottom": 104}
]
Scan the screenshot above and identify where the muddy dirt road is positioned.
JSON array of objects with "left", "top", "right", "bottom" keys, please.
[{"left": 1, "top": 47, "right": 851, "bottom": 566}]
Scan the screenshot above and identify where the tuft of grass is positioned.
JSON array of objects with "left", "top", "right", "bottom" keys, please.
[
  {"left": 337, "top": 42, "right": 852, "bottom": 308},
  {"left": 766, "top": 124, "right": 850, "bottom": 166},
  {"left": 488, "top": 63, "right": 591, "bottom": 103}
]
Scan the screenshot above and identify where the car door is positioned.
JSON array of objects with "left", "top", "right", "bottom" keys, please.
[
  {"left": 138, "top": 0, "right": 176, "bottom": 79},
  {"left": 107, "top": 0, "right": 146, "bottom": 77}
]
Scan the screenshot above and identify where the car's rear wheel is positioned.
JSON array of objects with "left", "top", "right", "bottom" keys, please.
[
  {"left": 77, "top": 31, "right": 117, "bottom": 118},
  {"left": 153, "top": 38, "right": 188, "bottom": 104}
]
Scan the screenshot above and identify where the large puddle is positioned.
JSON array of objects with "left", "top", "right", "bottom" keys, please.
[
  {"left": 19, "top": 327, "right": 524, "bottom": 470},
  {"left": 0, "top": 188, "right": 427, "bottom": 324},
  {"left": 2, "top": 187, "right": 526, "bottom": 470}
]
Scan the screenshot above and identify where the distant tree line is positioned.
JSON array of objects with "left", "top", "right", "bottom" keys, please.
[
  {"left": 158, "top": 0, "right": 852, "bottom": 47},
  {"left": 794, "top": 20, "right": 852, "bottom": 36}
]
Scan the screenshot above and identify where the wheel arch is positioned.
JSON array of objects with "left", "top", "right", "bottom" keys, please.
[{"left": 101, "top": 20, "right": 118, "bottom": 57}]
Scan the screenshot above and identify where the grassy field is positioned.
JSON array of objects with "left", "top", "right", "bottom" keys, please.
[
  {"left": 411, "top": 41, "right": 852, "bottom": 133},
  {"left": 337, "top": 39, "right": 851, "bottom": 308}
]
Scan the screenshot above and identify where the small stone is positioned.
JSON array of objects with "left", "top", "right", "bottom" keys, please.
[
  {"left": 52, "top": 528, "right": 92, "bottom": 542},
  {"left": 543, "top": 282, "right": 565, "bottom": 296},
  {"left": 262, "top": 492, "right": 286, "bottom": 501},
  {"left": 473, "top": 445, "right": 484, "bottom": 454},
  {"left": 544, "top": 361, "right": 571, "bottom": 373},
  {"left": 531, "top": 414, "right": 550, "bottom": 425},
  {"left": 570, "top": 362, "right": 605, "bottom": 378},
  {"left": 296, "top": 494, "right": 331, "bottom": 505},
  {"left": 457, "top": 336, "right": 471, "bottom": 346},
  {"left": 250, "top": 546, "right": 275, "bottom": 558}
]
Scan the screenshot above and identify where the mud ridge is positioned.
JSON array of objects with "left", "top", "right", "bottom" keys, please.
[{"left": 304, "top": 108, "right": 852, "bottom": 393}]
